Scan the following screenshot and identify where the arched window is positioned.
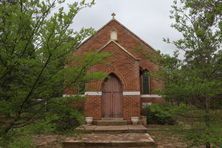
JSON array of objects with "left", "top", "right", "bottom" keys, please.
[{"left": 140, "top": 70, "right": 150, "bottom": 94}]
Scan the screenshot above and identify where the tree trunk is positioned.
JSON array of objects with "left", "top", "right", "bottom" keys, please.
[
  {"left": 205, "top": 97, "right": 210, "bottom": 148},
  {"left": 205, "top": 142, "right": 210, "bottom": 148}
]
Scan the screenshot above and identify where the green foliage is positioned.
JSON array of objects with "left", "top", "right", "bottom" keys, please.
[
  {"left": 166, "top": 0, "right": 222, "bottom": 105},
  {"left": 144, "top": 104, "right": 188, "bottom": 125},
  {"left": 22, "top": 108, "right": 83, "bottom": 134},
  {"left": 0, "top": 0, "right": 108, "bottom": 145},
  {"left": 185, "top": 127, "right": 222, "bottom": 147},
  {"left": 64, "top": 51, "right": 110, "bottom": 91},
  {"left": 7, "top": 135, "right": 34, "bottom": 148},
  {"left": 47, "top": 96, "right": 84, "bottom": 133},
  {"left": 20, "top": 97, "right": 85, "bottom": 134},
  {"left": 145, "top": 104, "right": 176, "bottom": 125},
  {"left": 159, "top": 1, "right": 222, "bottom": 146},
  {"left": 0, "top": 96, "right": 85, "bottom": 147},
  {"left": 0, "top": 134, "right": 34, "bottom": 148},
  {"left": 20, "top": 115, "right": 58, "bottom": 135},
  {"left": 174, "top": 109, "right": 222, "bottom": 147}
]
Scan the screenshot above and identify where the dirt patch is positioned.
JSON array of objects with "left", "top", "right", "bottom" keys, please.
[
  {"left": 147, "top": 125, "right": 187, "bottom": 147},
  {"left": 33, "top": 135, "right": 65, "bottom": 148},
  {"left": 149, "top": 130, "right": 187, "bottom": 148}
]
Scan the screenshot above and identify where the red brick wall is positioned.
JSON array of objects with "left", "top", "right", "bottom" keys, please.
[
  {"left": 84, "top": 96, "right": 102, "bottom": 120},
  {"left": 141, "top": 97, "right": 165, "bottom": 104},
  {"left": 123, "top": 96, "right": 141, "bottom": 120}
]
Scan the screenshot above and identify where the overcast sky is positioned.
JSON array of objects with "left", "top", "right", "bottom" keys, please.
[{"left": 69, "top": 0, "right": 182, "bottom": 55}]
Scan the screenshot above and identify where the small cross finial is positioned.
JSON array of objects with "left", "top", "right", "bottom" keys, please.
[{"left": 111, "top": 13, "right": 116, "bottom": 19}]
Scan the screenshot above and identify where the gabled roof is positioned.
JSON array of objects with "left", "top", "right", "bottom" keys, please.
[
  {"left": 77, "top": 19, "right": 157, "bottom": 54},
  {"left": 98, "top": 40, "right": 140, "bottom": 61}
]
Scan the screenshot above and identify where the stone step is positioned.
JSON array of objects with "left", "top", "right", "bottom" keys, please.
[
  {"left": 101, "top": 118, "right": 124, "bottom": 120},
  {"left": 96, "top": 119, "right": 127, "bottom": 126},
  {"left": 63, "top": 133, "right": 156, "bottom": 148},
  {"left": 76, "top": 125, "right": 148, "bottom": 133}
]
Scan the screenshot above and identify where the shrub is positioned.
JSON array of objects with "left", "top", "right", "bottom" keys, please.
[
  {"left": 144, "top": 103, "right": 187, "bottom": 125},
  {"left": 19, "top": 96, "right": 85, "bottom": 134},
  {"left": 146, "top": 104, "right": 175, "bottom": 125},
  {"left": 21, "top": 115, "right": 57, "bottom": 135},
  {"left": 47, "top": 96, "right": 84, "bottom": 133},
  {"left": 53, "top": 110, "right": 83, "bottom": 133}
]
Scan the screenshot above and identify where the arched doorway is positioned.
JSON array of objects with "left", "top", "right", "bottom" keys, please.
[{"left": 102, "top": 74, "right": 123, "bottom": 118}]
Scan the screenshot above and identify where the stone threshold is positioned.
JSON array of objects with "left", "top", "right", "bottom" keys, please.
[{"left": 76, "top": 125, "right": 148, "bottom": 133}]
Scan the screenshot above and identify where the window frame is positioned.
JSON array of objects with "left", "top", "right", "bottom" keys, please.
[{"left": 140, "top": 70, "right": 150, "bottom": 94}]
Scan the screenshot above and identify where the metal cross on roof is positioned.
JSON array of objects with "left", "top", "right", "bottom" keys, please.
[{"left": 111, "top": 13, "right": 116, "bottom": 19}]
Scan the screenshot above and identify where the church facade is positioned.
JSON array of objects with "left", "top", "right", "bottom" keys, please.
[{"left": 66, "top": 17, "right": 163, "bottom": 122}]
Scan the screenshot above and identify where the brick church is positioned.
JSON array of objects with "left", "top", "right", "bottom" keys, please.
[{"left": 66, "top": 15, "right": 163, "bottom": 123}]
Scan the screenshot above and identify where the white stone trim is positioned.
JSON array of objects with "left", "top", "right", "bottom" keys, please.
[
  {"left": 85, "top": 91, "right": 102, "bottom": 96},
  {"left": 141, "top": 94, "right": 162, "bottom": 98},
  {"left": 123, "top": 91, "right": 140, "bottom": 96},
  {"left": 63, "top": 93, "right": 162, "bottom": 98},
  {"left": 63, "top": 94, "right": 85, "bottom": 97}
]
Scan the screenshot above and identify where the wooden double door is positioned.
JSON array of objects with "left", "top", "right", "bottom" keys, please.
[{"left": 102, "top": 74, "right": 123, "bottom": 118}]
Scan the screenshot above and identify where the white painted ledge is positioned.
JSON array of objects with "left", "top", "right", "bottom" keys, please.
[
  {"left": 85, "top": 91, "right": 102, "bottom": 96},
  {"left": 141, "top": 94, "right": 162, "bottom": 98},
  {"left": 62, "top": 94, "right": 85, "bottom": 97},
  {"left": 123, "top": 91, "right": 140, "bottom": 96},
  {"left": 63, "top": 92, "right": 162, "bottom": 98},
  {"left": 84, "top": 91, "right": 141, "bottom": 96}
]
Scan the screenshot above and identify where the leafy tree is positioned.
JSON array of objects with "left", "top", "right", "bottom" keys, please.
[
  {"left": 159, "top": 0, "right": 222, "bottom": 147},
  {"left": 0, "top": 0, "right": 109, "bottom": 143}
]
